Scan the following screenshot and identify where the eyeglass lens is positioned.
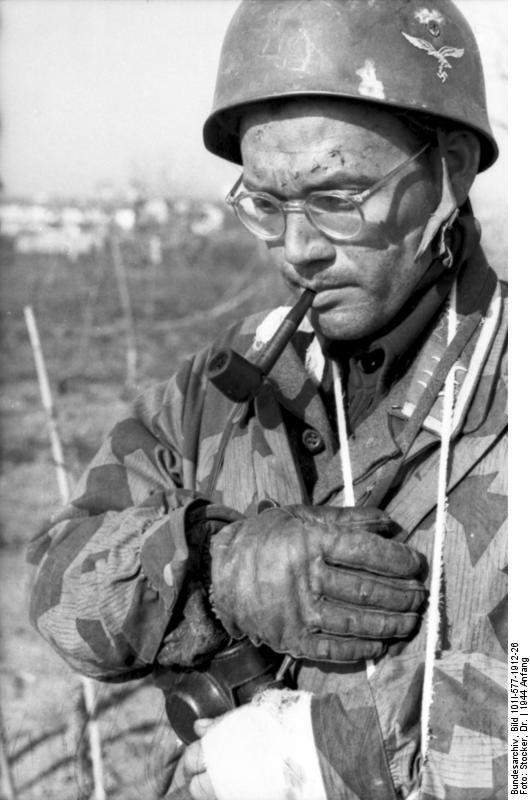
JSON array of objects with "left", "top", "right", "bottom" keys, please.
[
  {"left": 236, "top": 195, "right": 285, "bottom": 239},
  {"left": 235, "top": 193, "right": 364, "bottom": 241},
  {"left": 307, "top": 196, "right": 363, "bottom": 240}
]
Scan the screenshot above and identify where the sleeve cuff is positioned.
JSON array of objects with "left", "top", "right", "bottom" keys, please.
[
  {"left": 132, "top": 497, "right": 203, "bottom": 665},
  {"left": 140, "top": 496, "right": 210, "bottom": 608}
]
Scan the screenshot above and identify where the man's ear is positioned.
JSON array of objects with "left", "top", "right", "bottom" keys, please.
[{"left": 443, "top": 129, "right": 481, "bottom": 206}]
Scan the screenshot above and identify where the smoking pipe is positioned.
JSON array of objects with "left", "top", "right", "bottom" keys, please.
[{"left": 206, "top": 288, "right": 315, "bottom": 402}]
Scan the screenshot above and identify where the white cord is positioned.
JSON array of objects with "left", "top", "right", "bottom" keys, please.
[
  {"left": 419, "top": 281, "right": 458, "bottom": 766},
  {"left": 331, "top": 360, "right": 356, "bottom": 506}
]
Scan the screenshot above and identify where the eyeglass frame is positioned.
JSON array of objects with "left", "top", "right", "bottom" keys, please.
[{"left": 225, "top": 142, "right": 430, "bottom": 242}]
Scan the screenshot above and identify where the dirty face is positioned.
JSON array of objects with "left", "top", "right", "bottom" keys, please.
[{"left": 240, "top": 99, "right": 439, "bottom": 340}]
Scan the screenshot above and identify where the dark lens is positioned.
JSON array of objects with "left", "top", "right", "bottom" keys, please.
[
  {"left": 308, "top": 194, "right": 363, "bottom": 239},
  {"left": 235, "top": 194, "right": 284, "bottom": 239}
]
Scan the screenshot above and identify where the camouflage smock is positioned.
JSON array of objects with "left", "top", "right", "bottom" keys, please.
[{"left": 29, "top": 246, "right": 507, "bottom": 800}]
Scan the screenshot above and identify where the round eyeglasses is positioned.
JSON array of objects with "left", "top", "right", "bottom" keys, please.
[{"left": 226, "top": 143, "right": 429, "bottom": 243}]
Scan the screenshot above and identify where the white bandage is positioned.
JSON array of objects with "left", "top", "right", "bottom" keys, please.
[{"left": 201, "top": 689, "right": 327, "bottom": 800}]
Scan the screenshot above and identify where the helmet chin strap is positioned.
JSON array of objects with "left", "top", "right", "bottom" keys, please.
[{"left": 415, "top": 130, "right": 460, "bottom": 268}]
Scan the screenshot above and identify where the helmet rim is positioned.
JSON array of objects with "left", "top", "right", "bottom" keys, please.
[
  {"left": 203, "top": 0, "right": 498, "bottom": 174},
  {"left": 203, "top": 90, "right": 498, "bottom": 174}
]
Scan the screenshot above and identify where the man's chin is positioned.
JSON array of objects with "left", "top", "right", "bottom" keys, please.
[{"left": 310, "top": 306, "right": 382, "bottom": 342}]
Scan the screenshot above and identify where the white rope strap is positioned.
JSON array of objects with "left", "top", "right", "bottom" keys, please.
[
  {"left": 331, "top": 359, "right": 356, "bottom": 507},
  {"left": 419, "top": 280, "right": 458, "bottom": 768}
]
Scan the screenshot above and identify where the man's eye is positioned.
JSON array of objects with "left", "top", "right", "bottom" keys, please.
[
  {"left": 237, "top": 195, "right": 277, "bottom": 217},
  {"left": 251, "top": 197, "right": 278, "bottom": 215},
  {"left": 310, "top": 195, "right": 358, "bottom": 213}
]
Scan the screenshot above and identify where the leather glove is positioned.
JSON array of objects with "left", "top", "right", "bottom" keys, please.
[{"left": 210, "top": 505, "right": 427, "bottom": 663}]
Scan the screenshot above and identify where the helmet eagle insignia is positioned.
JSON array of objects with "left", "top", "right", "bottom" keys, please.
[{"left": 401, "top": 31, "right": 464, "bottom": 82}]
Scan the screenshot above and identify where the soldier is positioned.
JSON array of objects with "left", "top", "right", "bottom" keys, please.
[{"left": 29, "top": 2, "right": 507, "bottom": 799}]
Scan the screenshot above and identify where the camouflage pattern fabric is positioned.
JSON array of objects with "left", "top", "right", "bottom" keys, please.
[{"left": 28, "top": 244, "right": 507, "bottom": 800}]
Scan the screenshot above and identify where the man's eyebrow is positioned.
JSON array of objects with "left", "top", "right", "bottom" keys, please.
[
  {"left": 242, "top": 170, "right": 376, "bottom": 195},
  {"left": 308, "top": 171, "right": 375, "bottom": 190}
]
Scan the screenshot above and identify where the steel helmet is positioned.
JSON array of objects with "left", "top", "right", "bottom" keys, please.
[{"left": 203, "top": 0, "right": 497, "bottom": 172}]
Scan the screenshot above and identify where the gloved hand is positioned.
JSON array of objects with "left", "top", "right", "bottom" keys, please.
[{"left": 209, "top": 505, "right": 427, "bottom": 663}]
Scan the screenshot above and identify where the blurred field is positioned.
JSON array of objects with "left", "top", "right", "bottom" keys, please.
[
  {"left": 0, "top": 211, "right": 506, "bottom": 798},
  {"left": 0, "top": 219, "right": 285, "bottom": 799},
  {"left": 0, "top": 218, "right": 286, "bottom": 541}
]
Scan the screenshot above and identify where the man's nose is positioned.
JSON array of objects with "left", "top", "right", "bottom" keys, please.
[{"left": 283, "top": 212, "right": 335, "bottom": 268}]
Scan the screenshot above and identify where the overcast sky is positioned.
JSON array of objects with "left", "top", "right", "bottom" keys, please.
[{"left": 0, "top": 0, "right": 507, "bottom": 202}]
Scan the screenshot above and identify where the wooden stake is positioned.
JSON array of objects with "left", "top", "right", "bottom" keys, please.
[
  {"left": 82, "top": 678, "right": 106, "bottom": 800},
  {"left": 24, "top": 305, "right": 107, "bottom": 800},
  {"left": 0, "top": 704, "right": 17, "bottom": 800},
  {"left": 23, "top": 306, "right": 69, "bottom": 501}
]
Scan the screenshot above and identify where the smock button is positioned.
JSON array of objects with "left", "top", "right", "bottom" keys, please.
[{"left": 301, "top": 428, "right": 325, "bottom": 454}]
